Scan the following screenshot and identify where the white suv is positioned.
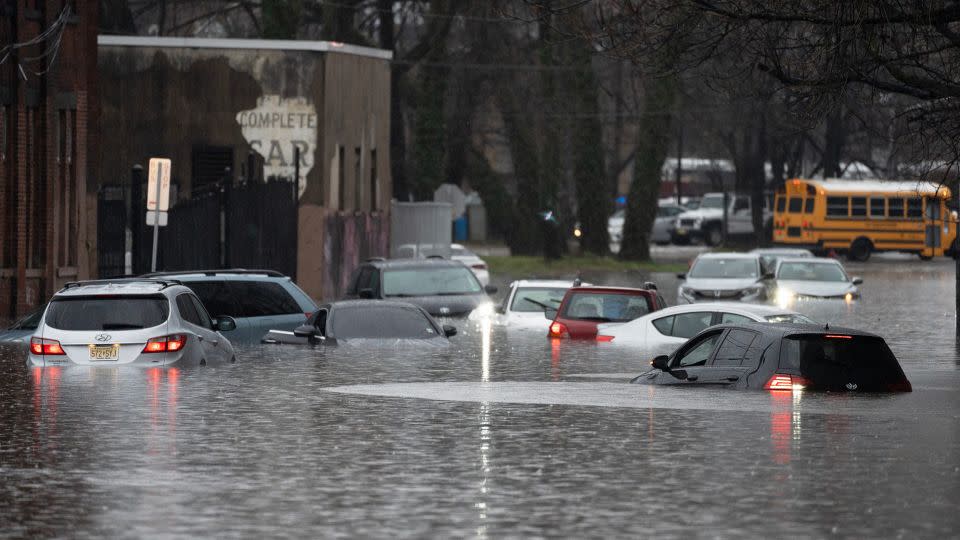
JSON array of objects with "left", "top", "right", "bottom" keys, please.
[{"left": 29, "top": 279, "right": 237, "bottom": 367}]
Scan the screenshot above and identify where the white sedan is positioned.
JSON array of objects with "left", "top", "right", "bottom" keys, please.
[
  {"left": 595, "top": 302, "right": 812, "bottom": 356},
  {"left": 496, "top": 279, "right": 590, "bottom": 331}
]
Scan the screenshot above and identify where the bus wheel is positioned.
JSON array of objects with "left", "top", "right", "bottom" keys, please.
[{"left": 847, "top": 238, "right": 872, "bottom": 262}]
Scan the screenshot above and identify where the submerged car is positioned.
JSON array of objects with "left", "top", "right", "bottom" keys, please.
[
  {"left": 29, "top": 279, "right": 237, "bottom": 367},
  {"left": 547, "top": 285, "right": 666, "bottom": 339},
  {"left": 261, "top": 300, "right": 456, "bottom": 345},
  {"left": 497, "top": 279, "right": 591, "bottom": 331},
  {"left": 394, "top": 243, "right": 490, "bottom": 286},
  {"left": 344, "top": 259, "right": 497, "bottom": 318},
  {"left": 595, "top": 302, "right": 813, "bottom": 354},
  {"left": 632, "top": 322, "right": 911, "bottom": 392},
  {"left": 677, "top": 253, "right": 768, "bottom": 303},
  {"left": 770, "top": 257, "right": 862, "bottom": 305},
  {"left": 0, "top": 304, "right": 46, "bottom": 348}
]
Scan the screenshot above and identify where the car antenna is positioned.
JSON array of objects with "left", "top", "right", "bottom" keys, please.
[{"left": 825, "top": 323, "right": 830, "bottom": 330}]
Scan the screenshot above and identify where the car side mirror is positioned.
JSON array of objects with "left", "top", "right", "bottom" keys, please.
[
  {"left": 358, "top": 288, "right": 375, "bottom": 299},
  {"left": 293, "top": 324, "right": 319, "bottom": 338},
  {"left": 676, "top": 273, "right": 686, "bottom": 280},
  {"left": 442, "top": 324, "right": 457, "bottom": 338},
  {"left": 484, "top": 285, "right": 498, "bottom": 295},
  {"left": 852, "top": 277, "right": 863, "bottom": 285},
  {"left": 651, "top": 354, "right": 670, "bottom": 371},
  {"left": 544, "top": 307, "right": 558, "bottom": 320},
  {"left": 214, "top": 316, "right": 237, "bottom": 332}
]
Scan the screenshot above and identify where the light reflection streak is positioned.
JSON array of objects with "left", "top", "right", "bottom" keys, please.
[
  {"left": 480, "top": 319, "right": 491, "bottom": 383},
  {"left": 476, "top": 400, "right": 491, "bottom": 539},
  {"left": 770, "top": 391, "right": 804, "bottom": 465}
]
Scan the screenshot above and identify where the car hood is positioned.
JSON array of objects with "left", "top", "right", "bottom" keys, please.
[
  {"left": 389, "top": 294, "right": 489, "bottom": 317},
  {"left": 682, "top": 277, "right": 761, "bottom": 291},
  {"left": 775, "top": 280, "right": 855, "bottom": 297}
]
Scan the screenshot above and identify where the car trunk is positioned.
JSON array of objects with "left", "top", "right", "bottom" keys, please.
[
  {"left": 43, "top": 326, "right": 169, "bottom": 365},
  {"left": 778, "top": 334, "right": 912, "bottom": 392}
]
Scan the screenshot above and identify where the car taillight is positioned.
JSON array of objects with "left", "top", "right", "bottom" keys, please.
[
  {"left": 142, "top": 334, "right": 187, "bottom": 353},
  {"left": 549, "top": 322, "right": 569, "bottom": 338},
  {"left": 30, "top": 337, "right": 65, "bottom": 356},
  {"left": 596, "top": 335, "right": 615, "bottom": 342},
  {"left": 764, "top": 373, "right": 811, "bottom": 391},
  {"left": 471, "top": 263, "right": 487, "bottom": 270}
]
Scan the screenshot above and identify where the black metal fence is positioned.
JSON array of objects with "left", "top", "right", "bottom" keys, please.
[{"left": 97, "top": 185, "right": 127, "bottom": 278}]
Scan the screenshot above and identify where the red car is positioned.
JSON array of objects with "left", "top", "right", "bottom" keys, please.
[{"left": 546, "top": 285, "right": 666, "bottom": 340}]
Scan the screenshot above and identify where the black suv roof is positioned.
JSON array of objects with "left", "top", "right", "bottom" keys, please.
[
  {"left": 708, "top": 321, "right": 879, "bottom": 339},
  {"left": 361, "top": 259, "right": 468, "bottom": 270}
]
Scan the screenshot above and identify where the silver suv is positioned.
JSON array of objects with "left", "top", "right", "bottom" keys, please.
[{"left": 28, "top": 279, "right": 237, "bottom": 367}]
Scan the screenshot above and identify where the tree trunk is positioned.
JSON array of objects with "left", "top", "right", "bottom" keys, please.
[
  {"left": 621, "top": 74, "right": 678, "bottom": 261},
  {"left": 570, "top": 45, "right": 609, "bottom": 255}
]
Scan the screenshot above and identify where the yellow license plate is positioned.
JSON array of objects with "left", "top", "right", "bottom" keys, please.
[{"left": 89, "top": 344, "right": 120, "bottom": 361}]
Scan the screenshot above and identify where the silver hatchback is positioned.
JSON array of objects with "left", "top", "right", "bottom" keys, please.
[{"left": 28, "top": 279, "right": 237, "bottom": 367}]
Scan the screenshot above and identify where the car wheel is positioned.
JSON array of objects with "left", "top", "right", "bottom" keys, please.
[
  {"left": 847, "top": 238, "right": 872, "bottom": 262},
  {"left": 704, "top": 225, "right": 722, "bottom": 247}
]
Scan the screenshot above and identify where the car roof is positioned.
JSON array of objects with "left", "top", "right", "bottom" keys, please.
[
  {"left": 705, "top": 321, "right": 879, "bottom": 339},
  {"left": 776, "top": 257, "right": 843, "bottom": 267},
  {"left": 54, "top": 279, "right": 187, "bottom": 297},
  {"left": 648, "top": 302, "right": 799, "bottom": 317},
  {"left": 567, "top": 285, "right": 655, "bottom": 294},
  {"left": 511, "top": 279, "right": 586, "bottom": 288},
  {"left": 695, "top": 252, "right": 761, "bottom": 260},
  {"left": 326, "top": 299, "right": 429, "bottom": 311},
  {"left": 750, "top": 248, "right": 812, "bottom": 255},
  {"left": 364, "top": 258, "right": 468, "bottom": 269}
]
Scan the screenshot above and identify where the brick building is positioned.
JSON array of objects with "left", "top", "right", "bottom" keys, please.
[{"left": 0, "top": 2, "right": 98, "bottom": 319}]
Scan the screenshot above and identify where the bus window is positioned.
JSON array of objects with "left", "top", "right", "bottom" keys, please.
[
  {"left": 907, "top": 198, "right": 923, "bottom": 218},
  {"left": 851, "top": 197, "right": 867, "bottom": 217},
  {"left": 869, "top": 197, "right": 886, "bottom": 218},
  {"left": 776, "top": 197, "right": 786, "bottom": 212},
  {"left": 788, "top": 197, "right": 802, "bottom": 213},
  {"left": 889, "top": 198, "right": 904, "bottom": 218},
  {"left": 827, "top": 196, "right": 849, "bottom": 217},
  {"left": 804, "top": 197, "right": 815, "bottom": 213}
]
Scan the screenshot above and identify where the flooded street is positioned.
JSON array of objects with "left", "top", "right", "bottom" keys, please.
[{"left": 2, "top": 257, "right": 959, "bottom": 538}]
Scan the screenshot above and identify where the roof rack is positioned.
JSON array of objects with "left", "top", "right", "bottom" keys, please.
[
  {"left": 60, "top": 278, "right": 183, "bottom": 291},
  {"left": 141, "top": 268, "right": 286, "bottom": 278}
]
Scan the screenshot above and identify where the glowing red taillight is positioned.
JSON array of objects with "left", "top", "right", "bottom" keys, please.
[
  {"left": 596, "top": 335, "right": 615, "bottom": 342},
  {"left": 549, "top": 322, "right": 568, "bottom": 338},
  {"left": 765, "top": 373, "right": 811, "bottom": 391},
  {"left": 30, "top": 337, "right": 65, "bottom": 356},
  {"left": 142, "top": 334, "right": 187, "bottom": 354}
]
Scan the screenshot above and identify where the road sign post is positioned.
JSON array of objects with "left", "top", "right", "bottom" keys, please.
[{"left": 147, "top": 158, "right": 171, "bottom": 272}]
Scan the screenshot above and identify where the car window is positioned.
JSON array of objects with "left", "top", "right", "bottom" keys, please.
[
  {"left": 720, "top": 313, "right": 754, "bottom": 324},
  {"left": 383, "top": 267, "right": 481, "bottom": 296},
  {"left": 331, "top": 305, "right": 439, "bottom": 339},
  {"left": 44, "top": 296, "right": 169, "bottom": 331},
  {"left": 189, "top": 295, "right": 214, "bottom": 329},
  {"left": 674, "top": 331, "right": 723, "bottom": 367},
  {"left": 314, "top": 309, "right": 328, "bottom": 335},
  {"left": 561, "top": 292, "right": 651, "bottom": 322},
  {"left": 176, "top": 293, "right": 204, "bottom": 327},
  {"left": 651, "top": 315, "right": 673, "bottom": 335},
  {"left": 184, "top": 281, "right": 242, "bottom": 318},
  {"left": 511, "top": 287, "right": 567, "bottom": 313},
  {"left": 777, "top": 262, "right": 848, "bottom": 282},
  {"left": 672, "top": 312, "right": 714, "bottom": 338},
  {"left": 712, "top": 329, "right": 759, "bottom": 366},
  {"left": 229, "top": 281, "right": 302, "bottom": 317},
  {"left": 778, "top": 335, "right": 909, "bottom": 390},
  {"left": 688, "top": 258, "right": 759, "bottom": 279}
]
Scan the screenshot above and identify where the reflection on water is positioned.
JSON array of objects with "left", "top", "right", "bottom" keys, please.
[{"left": 1, "top": 257, "right": 959, "bottom": 537}]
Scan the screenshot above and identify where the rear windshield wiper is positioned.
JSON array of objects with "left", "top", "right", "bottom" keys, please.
[
  {"left": 522, "top": 297, "right": 552, "bottom": 309},
  {"left": 102, "top": 323, "right": 145, "bottom": 330}
]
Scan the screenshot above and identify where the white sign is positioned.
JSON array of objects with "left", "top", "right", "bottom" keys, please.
[
  {"left": 236, "top": 95, "right": 317, "bottom": 197},
  {"left": 147, "top": 157, "right": 172, "bottom": 211},
  {"left": 146, "top": 211, "right": 168, "bottom": 227}
]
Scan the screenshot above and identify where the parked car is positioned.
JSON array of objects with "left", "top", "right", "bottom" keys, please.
[
  {"left": 595, "top": 302, "right": 813, "bottom": 354},
  {"left": 28, "top": 279, "right": 237, "bottom": 367},
  {"left": 262, "top": 300, "right": 456, "bottom": 346},
  {"left": 677, "top": 253, "right": 768, "bottom": 304},
  {"left": 670, "top": 192, "right": 772, "bottom": 246},
  {"left": 546, "top": 285, "right": 666, "bottom": 339},
  {"left": 769, "top": 257, "right": 863, "bottom": 305},
  {"left": 497, "top": 279, "right": 591, "bottom": 331},
  {"left": 0, "top": 304, "right": 46, "bottom": 348},
  {"left": 750, "top": 247, "right": 814, "bottom": 273},
  {"left": 608, "top": 204, "right": 687, "bottom": 248},
  {"left": 143, "top": 269, "right": 317, "bottom": 345},
  {"left": 394, "top": 243, "right": 490, "bottom": 286},
  {"left": 632, "top": 322, "right": 912, "bottom": 392},
  {"left": 344, "top": 259, "right": 497, "bottom": 317}
]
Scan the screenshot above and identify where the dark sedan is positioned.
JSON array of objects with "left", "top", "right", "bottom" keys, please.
[
  {"left": 261, "top": 300, "right": 456, "bottom": 345},
  {"left": 632, "top": 322, "right": 911, "bottom": 392}
]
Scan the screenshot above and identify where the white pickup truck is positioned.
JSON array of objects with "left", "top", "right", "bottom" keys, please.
[{"left": 669, "top": 193, "right": 772, "bottom": 246}]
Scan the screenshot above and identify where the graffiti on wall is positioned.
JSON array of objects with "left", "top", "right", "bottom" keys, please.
[{"left": 236, "top": 95, "right": 317, "bottom": 197}]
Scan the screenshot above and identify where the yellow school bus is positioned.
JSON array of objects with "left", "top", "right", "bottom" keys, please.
[{"left": 772, "top": 179, "right": 957, "bottom": 261}]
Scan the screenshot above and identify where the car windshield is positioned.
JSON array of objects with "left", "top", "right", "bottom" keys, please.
[
  {"left": 688, "top": 258, "right": 759, "bottom": 279},
  {"left": 511, "top": 287, "right": 567, "bottom": 312},
  {"left": 777, "top": 262, "right": 848, "bottom": 282},
  {"left": 779, "top": 335, "right": 910, "bottom": 391},
  {"left": 44, "top": 295, "right": 169, "bottom": 331},
  {"left": 383, "top": 267, "right": 482, "bottom": 296},
  {"left": 331, "top": 306, "right": 439, "bottom": 339},
  {"left": 700, "top": 196, "right": 725, "bottom": 209},
  {"left": 765, "top": 313, "right": 814, "bottom": 324},
  {"left": 561, "top": 292, "right": 651, "bottom": 322}
]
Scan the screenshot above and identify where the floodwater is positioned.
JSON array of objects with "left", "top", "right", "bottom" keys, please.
[{"left": 2, "top": 256, "right": 959, "bottom": 538}]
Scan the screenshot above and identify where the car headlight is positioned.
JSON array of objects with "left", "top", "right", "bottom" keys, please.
[
  {"left": 679, "top": 286, "right": 695, "bottom": 298},
  {"left": 742, "top": 284, "right": 764, "bottom": 297},
  {"left": 775, "top": 288, "right": 795, "bottom": 306}
]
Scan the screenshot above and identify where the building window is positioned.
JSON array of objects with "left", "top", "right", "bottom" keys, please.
[{"left": 370, "top": 148, "right": 378, "bottom": 211}]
